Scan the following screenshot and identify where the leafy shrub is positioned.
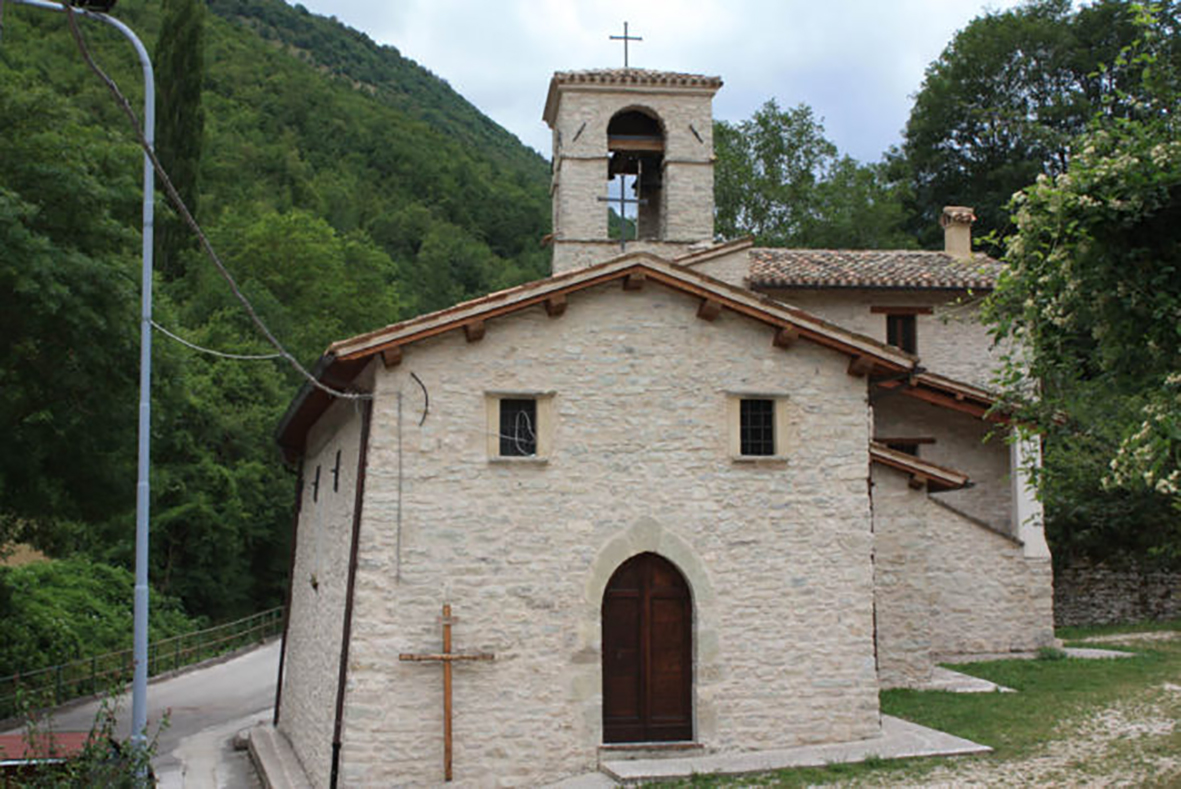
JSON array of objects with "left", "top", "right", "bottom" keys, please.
[{"left": 0, "top": 558, "right": 200, "bottom": 677}]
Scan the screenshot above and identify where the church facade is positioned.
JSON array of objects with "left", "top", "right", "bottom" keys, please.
[{"left": 271, "top": 69, "right": 1056, "bottom": 787}]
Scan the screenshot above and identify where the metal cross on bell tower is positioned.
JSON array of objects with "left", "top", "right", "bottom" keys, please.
[{"left": 610, "top": 21, "right": 642, "bottom": 68}]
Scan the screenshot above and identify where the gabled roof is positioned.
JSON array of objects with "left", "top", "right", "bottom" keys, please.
[
  {"left": 748, "top": 248, "right": 1002, "bottom": 291},
  {"left": 326, "top": 253, "right": 914, "bottom": 364},
  {"left": 869, "top": 442, "right": 970, "bottom": 492},
  {"left": 277, "top": 254, "right": 916, "bottom": 461}
]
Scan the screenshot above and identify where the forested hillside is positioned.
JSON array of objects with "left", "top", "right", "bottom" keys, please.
[{"left": 0, "top": 0, "right": 550, "bottom": 635}]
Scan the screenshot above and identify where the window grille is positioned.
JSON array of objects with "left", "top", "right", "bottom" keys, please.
[
  {"left": 739, "top": 399, "right": 775, "bottom": 456},
  {"left": 499, "top": 398, "right": 537, "bottom": 456}
]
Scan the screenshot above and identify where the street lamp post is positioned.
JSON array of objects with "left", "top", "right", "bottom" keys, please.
[{"left": 6, "top": 0, "right": 156, "bottom": 765}]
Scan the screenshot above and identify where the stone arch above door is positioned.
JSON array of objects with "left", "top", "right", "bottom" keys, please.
[
  {"left": 584, "top": 517, "right": 715, "bottom": 609},
  {"left": 580, "top": 517, "right": 721, "bottom": 743}
]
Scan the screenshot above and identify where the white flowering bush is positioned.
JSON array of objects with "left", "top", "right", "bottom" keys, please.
[{"left": 983, "top": 6, "right": 1181, "bottom": 560}]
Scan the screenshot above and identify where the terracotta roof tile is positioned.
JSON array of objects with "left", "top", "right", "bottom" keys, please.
[
  {"left": 550, "top": 69, "right": 722, "bottom": 89},
  {"left": 749, "top": 248, "right": 1002, "bottom": 290}
]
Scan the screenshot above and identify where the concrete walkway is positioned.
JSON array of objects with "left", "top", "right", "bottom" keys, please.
[
  {"left": 919, "top": 666, "right": 1014, "bottom": 693},
  {"left": 940, "top": 646, "right": 1134, "bottom": 663},
  {"left": 549, "top": 716, "right": 990, "bottom": 785}
]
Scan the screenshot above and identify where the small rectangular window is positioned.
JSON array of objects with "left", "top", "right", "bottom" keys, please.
[
  {"left": 886, "top": 314, "right": 917, "bottom": 354},
  {"left": 499, "top": 398, "right": 537, "bottom": 456},
  {"left": 739, "top": 399, "right": 776, "bottom": 456}
]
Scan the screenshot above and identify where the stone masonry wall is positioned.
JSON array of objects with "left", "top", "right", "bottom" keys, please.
[
  {"left": 1054, "top": 560, "right": 1181, "bottom": 626},
  {"left": 925, "top": 495, "right": 1056, "bottom": 657},
  {"left": 871, "top": 467, "right": 933, "bottom": 688},
  {"left": 553, "top": 240, "right": 699, "bottom": 274},
  {"left": 760, "top": 288, "right": 998, "bottom": 390},
  {"left": 687, "top": 247, "right": 754, "bottom": 286},
  {"left": 277, "top": 394, "right": 367, "bottom": 789},
  {"left": 337, "top": 282, "right": 881, "bottom": 786},
  {"left": 872, "top": 466, "right": 1056, "bottom": 682}
]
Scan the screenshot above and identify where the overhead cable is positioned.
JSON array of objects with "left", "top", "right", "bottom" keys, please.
[{"left": 62, "top": 6, "right": 371, "bottom": 401}]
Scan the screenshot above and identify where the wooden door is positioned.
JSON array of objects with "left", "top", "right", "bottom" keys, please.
[{"left": 602, "top": 552, "right": 692, "bottom": 743}]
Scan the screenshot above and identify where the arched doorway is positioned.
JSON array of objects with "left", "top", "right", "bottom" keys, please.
[{"left": 602, "top": 552, "right": 692, "bottom": 743}]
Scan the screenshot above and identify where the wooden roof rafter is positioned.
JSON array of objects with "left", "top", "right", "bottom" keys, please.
[{"left": 869, "top": 442, "right": 970, "bottom": 492}]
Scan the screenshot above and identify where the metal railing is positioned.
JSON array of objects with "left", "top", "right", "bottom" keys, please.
[{"left": 0, "top": 606, "right": 283, "bottom": 720}]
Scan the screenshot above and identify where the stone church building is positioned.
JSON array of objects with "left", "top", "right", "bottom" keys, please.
[{"left": 270, "top": 69, "right": 1056, "bottom": 787}]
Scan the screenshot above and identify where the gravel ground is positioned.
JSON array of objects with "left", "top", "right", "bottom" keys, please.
[
  {"left": 844, "top": 660, "right": 1181, "bottom": 788},
  {"left": 892, "top": 688, "right": 1179, "bottom": 787}
]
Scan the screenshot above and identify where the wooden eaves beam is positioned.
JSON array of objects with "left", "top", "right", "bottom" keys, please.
[
  {"left": 773, "top": 326, "right": 799, "bottom": 349},
  {"left": 464, "top": 320, "right": 486, "bottom": 343},
  {"left": 544, "top": 293, "right": 567, "bottom": 317},
  {"left": 697, "top": 299, "right": 722, "bottom": 321}
]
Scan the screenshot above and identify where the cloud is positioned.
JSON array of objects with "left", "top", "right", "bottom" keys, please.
[{"left": 290, "top": 0, "right": 1023, "bottom": 162}]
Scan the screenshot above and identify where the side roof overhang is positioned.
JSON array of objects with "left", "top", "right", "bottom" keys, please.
[
  {"left": 870, "top": 441, "right": 970, "bottom": 492},
  {"left": 875, "top": 370, "right": 1010, "bottom": 425},
  {"left": 275, "top": 253, "right": 917, "bottom": 462}
]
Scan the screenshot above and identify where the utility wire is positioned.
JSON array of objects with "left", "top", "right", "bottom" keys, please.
[
  {"left": 150, "top": 320, "right": 282, "bottom": 360},
  {"left": 62, "top": 6, "right": 372, "bottom": 401}
]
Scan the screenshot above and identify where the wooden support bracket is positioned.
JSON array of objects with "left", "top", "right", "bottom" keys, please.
[
  {"left": 908, "top": 473, "right": 929, "bottom": 490},
  {"left": 847, "top": 355, "right": 875, "bottom": 377},
  {"left": 772, "top": 326, "right": 799, "bottom": 349},
  {"left": 381, "top": 347, "right": 402, "bottom": 368},
  {"left": 464, "top": 321, "right": 486, "bottom": 343},
  {"left": 623, "top": 271, "right": 645, "bottom": 291},
  {"left": 697, "top": 299, "right": 722, "bottom": 321},
  {"left": 544, "top": 293, "right": 567, "bottom": 317}
]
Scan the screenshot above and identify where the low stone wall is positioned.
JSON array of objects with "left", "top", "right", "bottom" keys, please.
[{"left": 1054, "top": 560, "right": 1181, "bottom": 627}]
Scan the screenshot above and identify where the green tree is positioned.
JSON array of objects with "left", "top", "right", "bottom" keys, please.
[
  {"left": 799, "top": 156, "right": 917, "bottom": 249},
  {"left": 154, "top": 0, "right": 207, "bottom": 280},
  {"left": 0, "top": 74, "right": 141, "bottom": 538},
  {"left": 0, "top": 558, "right": 197, "bottom": 676},
  {"left": 898, "top": 0, "right": 1181, "bottom": 251},
  {"left": 715, "top": 100, "right": 837, "bottom": 246},
  {"left": 714, "top": 100, "right": 913, "bottom": 249},
  {"left": 984, "top": 7, "right": 1181, "bottom": 562}
]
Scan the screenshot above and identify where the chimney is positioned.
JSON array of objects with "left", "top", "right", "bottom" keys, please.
[{"left": 940, "top": 206, "right": 976, "bottom": 257}]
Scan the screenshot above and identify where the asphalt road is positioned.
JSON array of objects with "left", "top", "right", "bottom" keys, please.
[{"left": 2, "top": 640, "right": 280, "bottom": 787}]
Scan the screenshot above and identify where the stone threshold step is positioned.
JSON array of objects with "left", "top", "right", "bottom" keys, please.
[
  {"left": 599, "top": 715, "right": 990, "bottom": 783},
  {"left": 599, "top": 741, "right": 704, "bottom": 761}
]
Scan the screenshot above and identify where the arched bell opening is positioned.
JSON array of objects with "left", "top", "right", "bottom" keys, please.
[
  {"left": 606, "top": 109, "right": 665, "bottom": 242},
  {"left": 601, "top": 551, "right": 693, "bottom": 743}
]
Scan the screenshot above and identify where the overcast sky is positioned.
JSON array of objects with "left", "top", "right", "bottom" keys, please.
[{"left": 290, "top": 1, "right": 1024, "bottom": 163}]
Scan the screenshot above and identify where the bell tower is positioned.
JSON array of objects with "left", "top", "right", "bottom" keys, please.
[{"left": 542, "top": 69, "right": 723, "bottom": 274}]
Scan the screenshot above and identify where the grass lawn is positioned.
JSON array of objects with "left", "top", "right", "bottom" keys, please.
[{"left": 650, "top": 620, "right": 1181, "bottom": 787}]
